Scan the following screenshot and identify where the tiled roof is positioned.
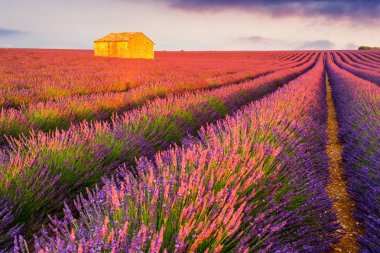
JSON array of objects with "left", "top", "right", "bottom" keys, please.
[{"left": 94, "top": 32, "right": 154, "bottom": 44}]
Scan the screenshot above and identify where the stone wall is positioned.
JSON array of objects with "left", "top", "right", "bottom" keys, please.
[{"left": 94, "top": 36, "right": 154, "bottom": 59}]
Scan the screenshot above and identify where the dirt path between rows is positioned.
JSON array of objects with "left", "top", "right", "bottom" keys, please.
[{"left": 325, "top": 72, "right": 360, "bottom": 253}]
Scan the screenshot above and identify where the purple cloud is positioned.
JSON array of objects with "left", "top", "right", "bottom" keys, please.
[
  {"left": 296, "top": 40, "right": 336, "bottom": 50},
  {"left": 0, "top": 28, "right": 25, "bottom": 37},
  {"left": 239, "top": 35, "right": 281, "bottom": 44},
  {"left": 160, "top": 0, "right": 380, "bottom": 20},
  {"left": 238, "top": 36, "right": 337, "bottom": 49}
]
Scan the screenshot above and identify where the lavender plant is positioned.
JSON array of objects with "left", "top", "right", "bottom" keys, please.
[
  {"left": 0, "top": 53, "right": 319, "bottom": 249},
  {"left": 327, "top": 54, "right": 380, "bottom": 251},
  {"left": 15, "top": 55, "right": 340, "bottom": 252}
]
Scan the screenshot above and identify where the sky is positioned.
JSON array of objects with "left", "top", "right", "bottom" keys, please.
[{"left": 0, "top": 0, "right": 379, "bottom": 50}]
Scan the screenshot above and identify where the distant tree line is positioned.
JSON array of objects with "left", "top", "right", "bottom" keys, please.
[{"left": 358, "top": 46, "right": 380, "bottom": 50}]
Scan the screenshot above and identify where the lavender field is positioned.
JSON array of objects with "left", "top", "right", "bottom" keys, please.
[{"left": 0, "top": 49, "right": 379, "bottom": 252}]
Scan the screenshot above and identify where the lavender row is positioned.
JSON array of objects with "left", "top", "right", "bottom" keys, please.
[
  {"left": 332, "top": 52, "right": 380, "bottom": 85},
  {"left": 0, "top": 53, "right": 319, "bottom": 250},
  {"left": 349, "top": 51, "right": 380, "bottom": 68},
  {"left": 359, "top": 51, "right": 380, "bottom": 64},
  {"left": 0, "top": 53, "right": 315, "bottom": 141},
  {"left": 15, "top": 52, "right": 340, "bottom": 252},
  {"left": 0, "top": 50, "right": 309, "bottom": 108},
  {"left": 326, "top": 54, "right": 380, "bottom": 251},
  {"left": 339, "top": 52, "right": 380, "bottom": 72}
]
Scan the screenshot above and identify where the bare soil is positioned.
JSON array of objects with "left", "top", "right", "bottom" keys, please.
[{"left": 325, "top": 73, "right": 360, "bottom": 253}]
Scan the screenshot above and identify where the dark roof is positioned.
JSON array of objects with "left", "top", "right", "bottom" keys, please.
[{"left": 94, "top": 32, "right": 155, "bottom": 44}]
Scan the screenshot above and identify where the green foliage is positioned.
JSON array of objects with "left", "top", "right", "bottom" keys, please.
[
  {"left": 27, "top": 109, "right": 71, "bottom": 131},
  {"left": 358, "top": 46, "right": 380, "bottom": 50}
]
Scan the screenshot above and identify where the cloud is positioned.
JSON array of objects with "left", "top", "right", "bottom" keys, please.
[
  {"left": 238, "top": 36, "right": 337, "bottom": 50},
  {"left": 157, "top": 0, "right": 380, "bottom": 21},
  {"left": 239, "top": 35, "right": 281, "bottom": 44},
  {"left": 345, "top": 42, "right": 358, "bottom": 50},
  {"left": 0, "top": 28, "right": 25, "bottom": 37},
  {"left": 296, "top": 40, "right": 336, "bottom": 50}
]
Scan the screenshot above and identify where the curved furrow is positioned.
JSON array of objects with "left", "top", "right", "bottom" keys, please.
[
  {"left": 348, "top": 51, "right": 380, "bottom": 68},
  {"left": 326, "top": 53, "right": 380, "bottom": 252},
  {"left": 340, "top": 52, "right": 380, "bottom": 72},
  {"left": 0, "top": 53, "right": 320, "bottom": 250},
  {"left": 361, "top": 51, "right": 380, "bottom": 62},
  {"left": 0, "top": 53, "right": 316, "bottom": 144},
  {"left": 15, "top": 52, "right": 341, "bottom": 253},
  {"left": 332, "top": 52, "right": 380, "bottom": 85},
  {"left": 0, "top": 50, "right": 308, "bottom": 109}
]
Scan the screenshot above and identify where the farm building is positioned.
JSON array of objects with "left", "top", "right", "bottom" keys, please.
[{"left": 94, "top": 32, "right": 155, "bottom": 59}]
